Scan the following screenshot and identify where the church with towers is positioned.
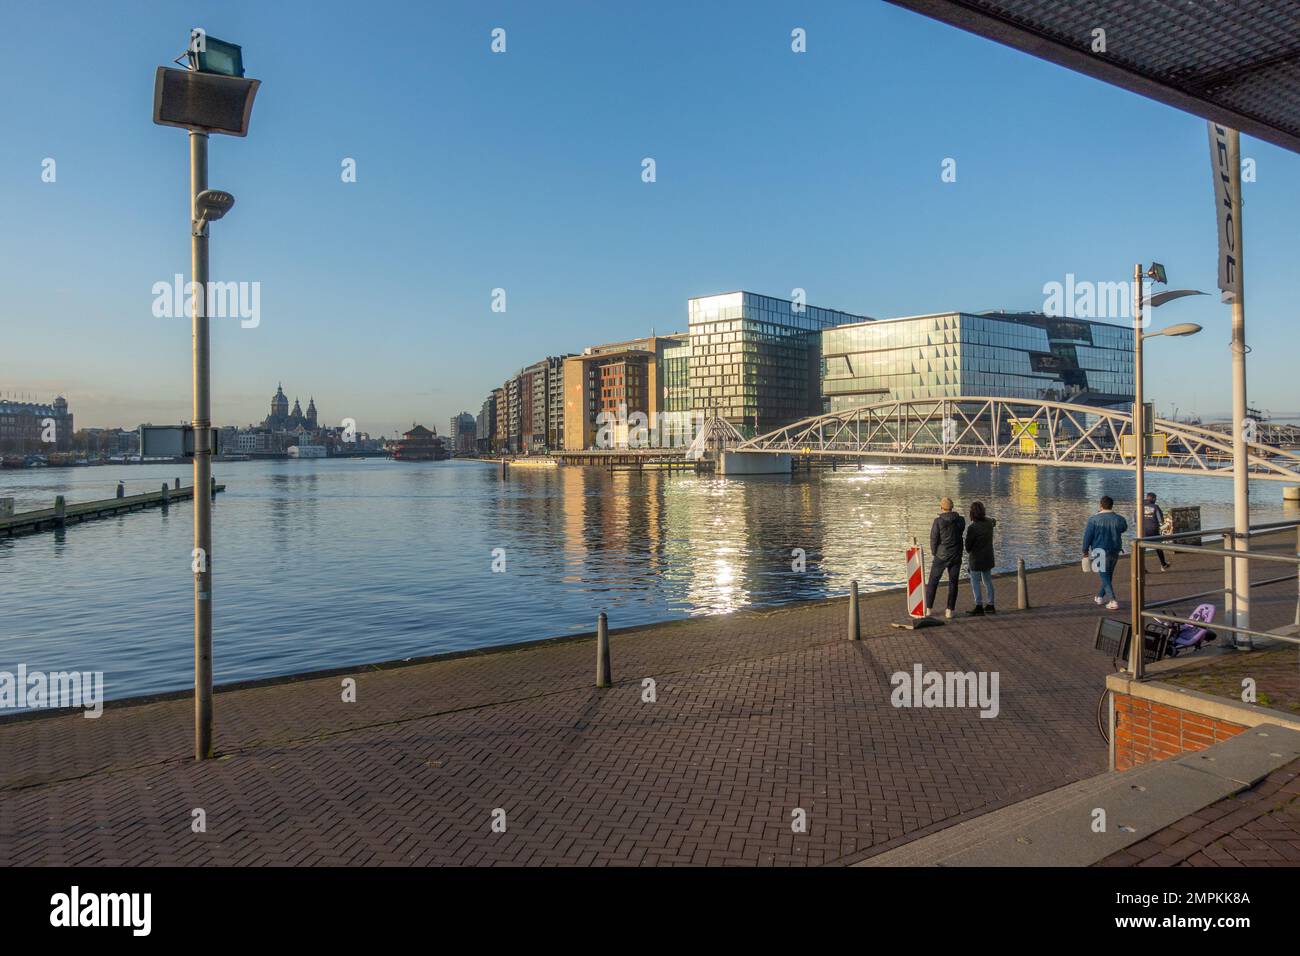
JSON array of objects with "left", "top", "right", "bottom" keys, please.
[{"left": 262, "top": 383, "right": 318, "bottom": 432}]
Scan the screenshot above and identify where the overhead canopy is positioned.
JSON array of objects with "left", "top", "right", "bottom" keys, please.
[{"left": 887, "top": 0, "right": 1300, "bottom": 153}]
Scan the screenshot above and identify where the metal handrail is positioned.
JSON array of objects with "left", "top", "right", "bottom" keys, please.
[
  {"left": 1149, "top": 518, "right": 1300, "bottom": 541},
  {"left": 1135, "top": 541, "right": 1300, "bottom": 565},
  {"left": 1129, "top": 520, "right": 1300, "bottom": 678},
  {"left": 1145, "top": 572, "right": 1299, "bottom": 610}
]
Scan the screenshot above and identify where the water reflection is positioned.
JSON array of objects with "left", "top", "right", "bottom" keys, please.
[{"left": 0, "top": 457, "right": 1290, "bottom": 701}]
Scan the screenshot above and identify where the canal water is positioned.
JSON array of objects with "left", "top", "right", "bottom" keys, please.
[{"left": 1, "top": 458, "right": 1292, "bottom": 703}]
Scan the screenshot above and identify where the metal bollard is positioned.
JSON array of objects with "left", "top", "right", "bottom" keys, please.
[
  {"left": 848, "top": 580, "right": 860, "bottom": 640},
  {"left": 210, "top": 475, "right": 216, "bottom": 497},
  {"left": 161, "top": 483, "right": 170, "bottom": 505},
  {"left": 1017, "top": 558, "right": 1029, "bottom": 610},
  {"left": 596, "top": 612, "right": 611, "bottom": 688},
  {"left": 54, "top": 495, "right": 66, "bottom": 529},
  {"left": 175, "top": 477, "right": 181, "bottom": 490}
]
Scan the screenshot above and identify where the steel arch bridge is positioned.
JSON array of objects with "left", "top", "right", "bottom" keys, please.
[{"left": 734, "top": 397, "right": 1300, "bottom": 482}]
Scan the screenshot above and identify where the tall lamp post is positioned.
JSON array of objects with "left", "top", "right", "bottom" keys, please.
[
  {"left": 153, "top": 33, "right": 260, "bottom": 759},
  {"left": 1128, "top": 262, "right": 1204, "bottom": 678}
]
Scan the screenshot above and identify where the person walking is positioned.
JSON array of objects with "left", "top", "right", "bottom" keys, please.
[
  {"left": 1083, "top": 495, "right": 1128, "bottom": 611},
  {"left": 1141, "top": 491, "right": 1172, "bottom": 572},
  {"left": 965, "top": 500, "right": 997, "bottom": 615},
  {"left": 926, "top": 497, "right": 966, "bottom": 620}
]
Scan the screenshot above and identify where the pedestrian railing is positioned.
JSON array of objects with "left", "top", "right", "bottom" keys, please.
[{"left": 1128, "top": 518, "right": 1300, "bottom": 678}]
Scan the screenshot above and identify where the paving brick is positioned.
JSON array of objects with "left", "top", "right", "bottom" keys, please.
[{"left": 3, "top": 543, "right": 1296, "bottom": 866}]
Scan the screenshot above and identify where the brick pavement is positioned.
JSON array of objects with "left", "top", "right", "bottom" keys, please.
[{"left": 2, "top": 540, "right": 1296, "bottom": 866}]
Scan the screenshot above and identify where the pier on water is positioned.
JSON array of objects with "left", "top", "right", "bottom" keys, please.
[{"left": 0, "top": 480, "right": 226, "bottom": 538}]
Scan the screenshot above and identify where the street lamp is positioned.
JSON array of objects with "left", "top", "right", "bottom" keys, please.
[
  {"left": 153, "top": 33, "right": 260, "bottom": 761},
  {"left": 1129, "top": 262, "right": 1205, "bottom": 678},
  {"left": 193, "top": 189, "right": 235, "bottom": 235}
]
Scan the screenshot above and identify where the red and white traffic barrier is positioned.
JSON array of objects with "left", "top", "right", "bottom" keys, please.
[{"left": 906, "top": 544, "right": 927, "bottom": 618}]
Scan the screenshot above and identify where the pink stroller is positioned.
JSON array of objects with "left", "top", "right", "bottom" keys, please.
[{"left": 1165, "top": 603, "right": 1218, "bottom": 657}]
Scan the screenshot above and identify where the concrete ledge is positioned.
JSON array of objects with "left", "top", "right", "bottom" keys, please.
[
  {"left": 860, "top": 724, "right": 1300, "bottom": 866},
  {"left": 718, "top": 451, "right": 792, "bottom": 475}
]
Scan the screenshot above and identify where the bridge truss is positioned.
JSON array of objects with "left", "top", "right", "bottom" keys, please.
[{"left": 735, "top": 397, "right": 1300, "bottom": 482}]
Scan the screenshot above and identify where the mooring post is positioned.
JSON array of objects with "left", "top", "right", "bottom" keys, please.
[
  {"left": 596, "top": 612, "right": 611, "bottom": 688},
  {"left": 1017, "top": 557, "right": 1029, "bottom": 610},
  {"left": 116, "top": 481, "right": 125, "bottom": 499},
  {"left": 54, "top": 495, "right": 66, "bottom": 529},
  {"left": 174, "top": 477, "right": 181, "bottom": 490},
  {"left": 210, "top": 475, "right": 216, "bottom": 497},
  {"left": 161, "top": 483, "right": 170, "bottom": 505},
  {"left": 848, "top": 580, "right": 860, "bottom": 640}
]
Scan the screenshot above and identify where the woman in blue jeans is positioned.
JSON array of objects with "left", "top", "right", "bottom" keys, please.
[{"left": 965, "top": 501, "right": 997, "bottom": 615}]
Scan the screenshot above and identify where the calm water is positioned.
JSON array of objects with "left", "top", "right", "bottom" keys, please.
[{"left": 1, "top": 458, "right": 1292, "bottom": 703}]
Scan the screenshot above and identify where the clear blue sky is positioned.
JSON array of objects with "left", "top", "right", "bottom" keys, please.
[{"left": 2, "top": 0, "right": 1297, "bottom": 436}]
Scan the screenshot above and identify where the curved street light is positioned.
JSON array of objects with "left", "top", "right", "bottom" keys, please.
[
  {"left": 1129, "top": 265, "right": 1204, "bottom": 679},
  {"left": 1145, "top": 321, "right": 1203, "bottom": 339}
]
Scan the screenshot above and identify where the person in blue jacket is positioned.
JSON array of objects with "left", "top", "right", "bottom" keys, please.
[{"left": 1083, "top": 495, "right": 1128, "bottom": 610}]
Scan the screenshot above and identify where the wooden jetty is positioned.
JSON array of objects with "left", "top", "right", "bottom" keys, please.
[
  {"left": 551, "top": 450, "right": 704, "bottom": 473},
  {"left": 0, "top": 481, "right": 226, "bottom": 538}
]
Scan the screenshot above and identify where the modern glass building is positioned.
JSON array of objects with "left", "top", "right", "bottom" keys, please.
[
  {"left": 688, "top": 291, "right": 869, "bottom": 434},
  {"left": 662, "top": 339, "right": 691, "bottom": 413},
  {"left": 821, "top": 311, "right": 1134, "bottom": 412}
]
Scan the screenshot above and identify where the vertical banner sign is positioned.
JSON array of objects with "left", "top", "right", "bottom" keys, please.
[
  {"left": 906, "top": 545, "right": 926, "bottom": 618},
  {"left": 1207, "top": 122, "right": 1242, "bottom": 304}
]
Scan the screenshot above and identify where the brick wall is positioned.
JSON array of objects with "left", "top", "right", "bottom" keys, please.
[{"left": 1113, "top": 693, "right": 1248, "bottom": 770}]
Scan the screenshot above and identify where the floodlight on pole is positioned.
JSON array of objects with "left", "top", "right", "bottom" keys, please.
[
  {"left": 153, "top": 34, "right": 258, "bottom": 138},
  {"left": 154, "top": 32, "right": 259, "bottom": 761},
  {"left": 188, "top": 35, "right": 246, "bottom": 77}
]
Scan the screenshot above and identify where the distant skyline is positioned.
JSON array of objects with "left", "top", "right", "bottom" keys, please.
[{"left": 3, "top": 0, "right": 1298, "bottom": 436}]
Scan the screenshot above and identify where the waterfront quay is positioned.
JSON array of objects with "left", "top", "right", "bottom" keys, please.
[
  {"left": 3, "top": 543, "right": 1297, "bottom": 867},
  {"left": 0, "top": 482, "right": 225, "bottom": 538}
]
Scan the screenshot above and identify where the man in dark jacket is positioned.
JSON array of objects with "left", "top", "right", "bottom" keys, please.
[
  {"left": 925, "top": 497, "right": 966, "bottom": 619},
  {"left": 1141, "top": 492, "right": 1171, "bottom": 572}
]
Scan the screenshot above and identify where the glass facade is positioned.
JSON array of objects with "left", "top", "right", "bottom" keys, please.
[
  {"left": 688, "top": 291, "right": 868, "bottom": 433},
  {"left": 821, "top": 312, "right": 1134, "bottom": 412},
  {"left": 662, "top": 341, "right": 691, "bottom": 413}
]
